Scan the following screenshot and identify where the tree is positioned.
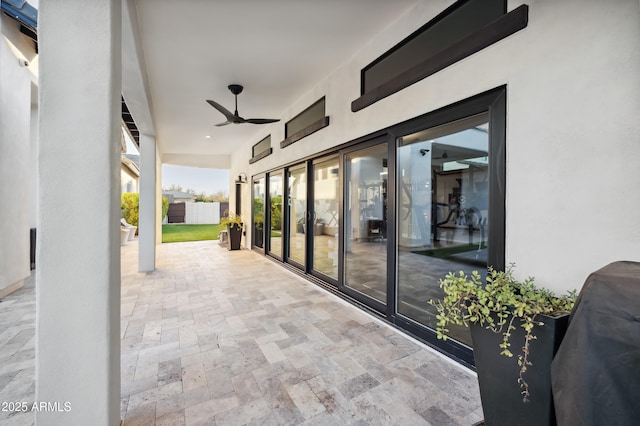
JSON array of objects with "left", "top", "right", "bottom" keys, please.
[
  {"left": 164, "top": 184, "right": 183, "bottom": 192},
  {"left": 209, "top": 190, "right": 229, "bottom": 202},
  {"left": 194, "top": 192, "right": 212, "bottom": 202}
]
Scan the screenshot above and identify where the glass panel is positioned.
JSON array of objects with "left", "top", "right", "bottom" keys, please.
[
  {"left": 268, "top": 173, "right": 283, "bottom": 258},
  {"left": 313, "top": 157, "right": 339, "bottom": 280},
  {"left": 345, "top": 144, "right": 388, "bottom": 303},
  {"left": 286, "top": 98, "right": 325, "bottom": 137},
  {"left": 287, "top": 165, "right": 307, "bottom": 266},
  {"left": 253, "top": 135, "right": 271, "bottom": 157},
  {"left": 252, "top": 177, "right": 265, "bottom": 248},
  {"left": 397, "top": 113, "right": 489, "bottom": 346}
]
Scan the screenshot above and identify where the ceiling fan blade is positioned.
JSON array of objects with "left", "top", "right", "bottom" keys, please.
[
  {"left": 245, "top": 118, "right": 280, "bottom": 124},
  {"left": 206, "top": 100, "right": 235, "bottom": 121},
  {"left": 208, "top": 86, "right": 279, "bottom": 126}
]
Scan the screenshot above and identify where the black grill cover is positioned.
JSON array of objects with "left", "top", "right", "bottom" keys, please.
[{"left": 551, "top": 261, "right": 640, "bottom": 426}]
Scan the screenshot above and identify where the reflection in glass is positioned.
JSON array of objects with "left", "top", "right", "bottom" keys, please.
[
  {"left": 268, "top": 173, "right": 283, "bottom": 258},
  {"left": 287, "top": 165, "right": 306, "bottom": 266},
  {"left": 396, "top": 114, "right": 489, "bottom": 346},
  {"left": 252, "top": 178, "right": 265, "bottom": 249},
  {"left": 312, "top": 158, "right": 339, "bottom": 280},
  {"left": 345, "top": 144, "right": 387, "bottom": 303}
]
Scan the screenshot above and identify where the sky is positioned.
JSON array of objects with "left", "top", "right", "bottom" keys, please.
[
  {"left": 125, "top": 135, "right": 229, "bottom": 196},
  {"left": 162, "top": 165, "right": 230, "bottom": 195}
]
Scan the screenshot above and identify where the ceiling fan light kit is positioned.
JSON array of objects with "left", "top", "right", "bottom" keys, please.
[{"left": 206, "top": 84, "right": 280, "bottom": 127}]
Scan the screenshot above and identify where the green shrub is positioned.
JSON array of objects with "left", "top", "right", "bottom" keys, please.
[
  {"left": 253, "top": 198, "right": 264, "bottom": 227},
  {"left": 121, "top": 192, "right": 139, "bottom": 227},
  {"left": 162, "top": 196, "right": 169, "bottom": 220},
  {"left": 270, "top": 196, "right": 282, "bottom": 230}
]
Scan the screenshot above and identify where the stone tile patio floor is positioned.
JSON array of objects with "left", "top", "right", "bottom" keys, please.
[{"left": 0, "top": 240, "right": 483, "bottom": 425}]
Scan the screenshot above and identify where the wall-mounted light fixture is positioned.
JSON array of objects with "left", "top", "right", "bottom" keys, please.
[{"left": 235, "top": 173, "right": 247, "bottom": 184}]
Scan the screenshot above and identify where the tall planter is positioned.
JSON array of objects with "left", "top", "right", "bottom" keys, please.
[
  {"left": 227, "top": 224, "right": 242, "bottom": 250},
  {"left": 254, "top": 224, "right": 263, "bottom": 248},
  {"left": 470, "top": 313, "right": 570, "bottom": 426}
]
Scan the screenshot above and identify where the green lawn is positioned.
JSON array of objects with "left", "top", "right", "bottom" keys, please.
[{"left": 162, "top": 224, "right": 221, "bottom": 243}]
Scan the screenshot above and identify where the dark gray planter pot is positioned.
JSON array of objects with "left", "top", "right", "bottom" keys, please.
[
  {"left": 227, "top": 224, "right": 242, "bottom": 250},
  {"left": 254, "top": 224, "right": 263, "bottom": 248},
  {"left": 470, "top": 313, "right": 570, "bottom": 426}
]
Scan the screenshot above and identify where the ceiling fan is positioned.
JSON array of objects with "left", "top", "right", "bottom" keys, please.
[{"left": 206, "top": 84, "right": 280, "bottom": 127}]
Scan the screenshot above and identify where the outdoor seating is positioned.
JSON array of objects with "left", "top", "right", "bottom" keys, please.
[
  {"left": 218, "top": 229, "right": 228, "bottom": 245},
  {"left": 120, "top": 218, "right": 137, "bottom": 241},
  {"left": 120, "top": 227, "right": 130, "bottom": 246}
]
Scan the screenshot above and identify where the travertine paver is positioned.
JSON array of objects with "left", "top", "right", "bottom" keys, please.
[
  {"left": 121, "top": 241, "right": 483, "bottom": 425},
  {"left": 0, "top": 240, "right": 484, "bottom": 425},
  {"left": 0, "top": 274, "right": 35, "bottom": 426}
]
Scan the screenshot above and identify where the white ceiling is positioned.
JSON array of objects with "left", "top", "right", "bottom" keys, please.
[{"left": 122, "top": 0, "right": 420, "bottom": 168}]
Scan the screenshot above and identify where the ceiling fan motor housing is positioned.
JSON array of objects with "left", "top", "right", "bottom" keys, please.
[{"left": 228, "top": 84, "right": 243, "bottom": 95}]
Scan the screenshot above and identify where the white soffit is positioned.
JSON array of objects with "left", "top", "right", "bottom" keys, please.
[{"left": 125, "top": 0, "right": 419, "bottom": 166}]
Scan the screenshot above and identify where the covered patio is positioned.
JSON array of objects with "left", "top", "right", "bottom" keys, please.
[
  {"left": 1, "top": 240, "right": 482, "bottom": 425},
  {"left": 2, "top": 1, "right": 638, "bottom": 424}
]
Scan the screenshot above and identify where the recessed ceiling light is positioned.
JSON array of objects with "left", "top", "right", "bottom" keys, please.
[{"left": 205, "top": 135, "right": 212, "bottom": 139}]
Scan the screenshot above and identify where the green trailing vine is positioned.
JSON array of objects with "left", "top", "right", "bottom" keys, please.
[{"left": 429, "top": 264, "right": 576, "bottom": 401}]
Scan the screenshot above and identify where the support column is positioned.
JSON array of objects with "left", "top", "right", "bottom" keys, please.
[
  {"left": 139, "top": 133, "right": 157, "bottom": 272},
  {"left": 37, "top": 1, "right": 121, "bottom": 424}
]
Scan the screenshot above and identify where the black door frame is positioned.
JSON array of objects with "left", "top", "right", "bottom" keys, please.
[
  {"left": 338, "top": 135, "right": 390, "bottom": 315},
  {"left": 387, "top": 86, "right": 506, "bottom": 366},
  {"left": 266, "top": 169, "right": 284, "bottom": 261},
  {"left": 283, "top": 162, "right": 309, "bottom": 272},
  {"left": 308, "top": 155, "right": 340, "bottom": 286}
]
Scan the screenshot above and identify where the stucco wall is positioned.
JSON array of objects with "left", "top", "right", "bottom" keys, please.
[
  {"left": 121, "top": 163, "right": 139, "bottom": 193},
  {"left": 231, "top": 0, "right": 640, "bottom": 293},
  {"left": 0, "top": 15, "right": 33, "bottom": 297}
]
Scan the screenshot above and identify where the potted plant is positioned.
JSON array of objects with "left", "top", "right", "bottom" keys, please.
[
  {"left": 220, "top": 214, "right": 243, "bottom": 250},
  {"left": 429, "top": 265, "right": 576, "bottom": 426},
  {"left": 253, "top": 212, "right": 264, "bottom": 248},
  {"left": 253, "top": 198, "right": 265, "bottom": 248}
]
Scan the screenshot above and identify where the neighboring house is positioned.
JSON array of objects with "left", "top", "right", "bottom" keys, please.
[
  {"left": 162, "top": 190, "right": 196, "bottom": 203},
  {"left": 121, "top": 154, "right": 139, "bottom": 194}
]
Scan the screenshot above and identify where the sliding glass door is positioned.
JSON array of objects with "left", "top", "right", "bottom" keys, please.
[
  {"left": 311, "top": 157, "right": 339, "bottom": 281},
  {"left": 286, "top": 164, "right": 307, "bottom": 268},
  {"left": 267, "top": 171, "right": 283, "bottom": 259},
  {"left": 396, "top": 113, "right": 490, "bottom": 346},
  {"left": 252, "top": 176, "right": 265, "bottom": 250},
  {"left": 344, "top": 142, "right": 388, "bottom": 305}
]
